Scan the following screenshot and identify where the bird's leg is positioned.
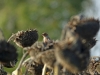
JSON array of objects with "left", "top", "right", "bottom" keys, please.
[
  {"left": 54, "top": 62, "right": 60, "bottom": 75},
  {"left": 12, "top": 51, "right": 29, "bottom": 75},
  {"left": 42, "top": 64, "right": 47, "bottom": 75}
]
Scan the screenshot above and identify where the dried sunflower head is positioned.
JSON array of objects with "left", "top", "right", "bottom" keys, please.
[
  {"left": 87, "top": 56, "right": 100, "bottom": 75},
  {"left": 3, "top": 59, "right": 17, "bottom": 68},
  {"left": 74, "top": 18, "right": 99, "bottom": 40},
  {"left": 0, "top": 40, "right": 18, "bottom": 68},
  {"left": 55, "top": 40, "right": 90, "bottom": 73},
  {"left": 0, "top": 69, "right": 7, "bottom": 75},
  {"left": 55, "top": 30, "right": 90, "bottom": 73},
  {"left": 8, "top": 29, "right": 38, "bottom": 48}
]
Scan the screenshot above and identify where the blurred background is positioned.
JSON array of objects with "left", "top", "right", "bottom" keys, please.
[{"left": 0, "top": 0, "right": 100, "bottom": 73}]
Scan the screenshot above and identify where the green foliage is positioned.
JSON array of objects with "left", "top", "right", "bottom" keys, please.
[{"left": 0, "top": 0, "right": 83, "bottom": 40}]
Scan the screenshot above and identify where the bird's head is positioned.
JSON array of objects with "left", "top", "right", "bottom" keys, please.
[{"left": 42, "top": 33, "right": 48, "bottom": 37}]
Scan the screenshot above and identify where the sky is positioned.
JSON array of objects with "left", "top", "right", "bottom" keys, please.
[{"left": 84, "top": 0, "right": 100, "bottom": 56}]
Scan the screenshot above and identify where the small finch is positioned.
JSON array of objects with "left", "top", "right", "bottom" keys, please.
[{"left": 42, "top": 33, "right": 53, "bottom": 49}]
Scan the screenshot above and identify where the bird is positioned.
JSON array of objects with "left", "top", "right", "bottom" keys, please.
[
  {"left": 8, "top": 29, "right": 38, "bottom": 48},
  {"left": 42, "top": 32, "right": 54, "bottom": 50}
]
